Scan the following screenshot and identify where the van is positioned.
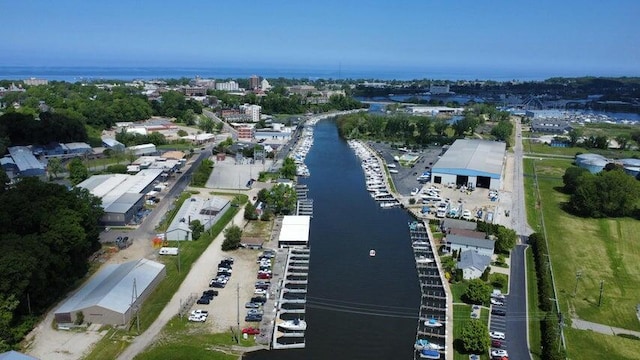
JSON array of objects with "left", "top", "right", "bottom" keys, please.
[{"left": 159, "top": 247, "right": 179, "bottom": 255}]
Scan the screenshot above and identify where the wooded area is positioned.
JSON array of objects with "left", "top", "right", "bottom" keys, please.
[{"left": 0, "top": 173, "right": 103, "bottom": 351}]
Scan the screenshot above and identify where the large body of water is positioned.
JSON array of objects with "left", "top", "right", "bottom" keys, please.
[
  {"left": 247, "top": 120, "right": 421, "bottom": 359},
  {"left": 0, "top": 65, "right": 594, "bottom": 82}
]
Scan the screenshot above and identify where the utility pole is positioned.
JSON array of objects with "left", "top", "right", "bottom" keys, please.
[
  {"left": 598, "top": 280, "right": 604, "bottom": 307},
  {"left": 573, "top": 270, "right": 582, "bottom": 297},
  {"left": 236, "top": 282, "right": 240, "bottom": 343}
]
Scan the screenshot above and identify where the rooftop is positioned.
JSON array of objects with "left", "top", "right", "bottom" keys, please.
[{"left": 432, "top": 139, "right": 506, "bottom": 178}]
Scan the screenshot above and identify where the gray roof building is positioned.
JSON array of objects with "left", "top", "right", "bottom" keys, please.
[
  {"left": 431, "top": 139, "right": 506, "bottom": 189},
  {"left": 457, "top": 250, "right": 492, "bottom": 279},
  {"left": 441, "top": 218, "right": 478, "bottom": 232},
  {"left": 448, "top": 234, "right": 495, "bottom": 257},
  {"left": 54, "top": 259, "right": 165, "bottom": 325},
  {"left": 3, "top": 146, "right": 45, "bottom": 178}
]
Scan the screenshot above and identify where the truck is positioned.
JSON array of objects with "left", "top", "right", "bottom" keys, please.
[{"left": 159, "top": 247, "right": 179, "bottom": 256}]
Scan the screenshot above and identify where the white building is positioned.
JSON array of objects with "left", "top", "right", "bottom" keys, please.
[
  {"left": 165, "top": 196, "right": 230, "bottom": 241},
  {"left": 127, "top": 143, "right": 157, "bottom": 156},
  {"left": 216, "top": 81, "right": 240, "bottom": 91},
  {"left": 278, "top": 215, "right": 311, "bottom": 248},
  {"left": 260, "top": 79, "right": 271, "bottom": 91},
  {"left": 430, "top": 84, "right": 451, "bottom": 94},
  {"left": 457, "top": 250, "right": 492, "bottom": 280},
  {"left": 241, "top": 104, "right": 262, "bottom": 122},
  {"left": 431, "top": 139, "right": 506, "bottom": 189}
]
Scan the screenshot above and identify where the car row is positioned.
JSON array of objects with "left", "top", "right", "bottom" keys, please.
[{"left": 489, "top": 291, "right": 509, "bottom": 359}]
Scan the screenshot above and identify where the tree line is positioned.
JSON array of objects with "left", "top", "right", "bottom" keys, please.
[
  {"left": 562, "top": 164, "right": 640, "bottom": 218},
  {"left": 0, "top": 175, "right": 103, "bottom": 351}
]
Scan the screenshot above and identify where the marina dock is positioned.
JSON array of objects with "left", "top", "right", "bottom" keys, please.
[{"left": 410, "top": 220, "right": 449, "bottom": 360}]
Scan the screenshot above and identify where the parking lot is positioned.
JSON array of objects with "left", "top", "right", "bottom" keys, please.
[
  {"left": 207, "top": 156, "right": 274, "bottom": 189},
  {"left": 489, "top": 292, "right": 509, "bottom": 359}
]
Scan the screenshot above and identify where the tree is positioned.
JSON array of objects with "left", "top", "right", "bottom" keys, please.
[
  {"left": 562, "top": 166, "right": 589, "bottom": 194},
  {"left": 47, "top": 158, "right": 63, "bottom": 180},
  {"left": 0, "top": 168, "right": 9, "bottom": 193},
  {"left": 615, "top": 134, "right": 631, "bottom": 150},
  {"left": 177, "top": 129, "right": 188, "bottom": 137},
  {"left": 106, "top": 164, "right": 128, "bottom": 174},
  {"left": 68, "top": 158, "right": 88, "bottom": 185},
  {"left": 460, "top": 319, "right": 490, "bottom": 354},
  {"left": 189, "top": 220, "right": 205, "bottom": 240},
  {"left": 491, "top": 120, "right": 513, "bottom": 142},
  {"left": 222, "top": 225, "right": 242, "bottom": 251},
  {"left": 198, "top": 116, "right": 215, "bottom": 133},
  {"left": 462, "top": 278, "right": 492, "bottom": 305},
  {"left": 569, "top": 168, "right": 640, "bottom": 217},
  {"left": 568, "top": 128, "right": 582, "bottom": 147},
  {"left": 495, "top": 227, "right": 517, "bottom": 253},
  {"left": 244, "top": 203, "right": 258, "bottom": 220},
  {"left": 280, "top": 157, "right": 297, "bottom": 180}
]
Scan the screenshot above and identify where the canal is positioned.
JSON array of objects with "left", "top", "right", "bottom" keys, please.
[{"left": 247, "top": 119, "right": 421, "bottom": 359}]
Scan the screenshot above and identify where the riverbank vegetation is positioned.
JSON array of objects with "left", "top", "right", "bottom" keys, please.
[{"left": 336, "top": 104, "right": 513, "bottom": 147}]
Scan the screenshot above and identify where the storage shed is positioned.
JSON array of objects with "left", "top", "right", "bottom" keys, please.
[{"left": 431, "top": 140, "right": 506, "bottom": 189}]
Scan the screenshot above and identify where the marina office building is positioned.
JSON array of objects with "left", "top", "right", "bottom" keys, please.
[{"left": 430, "top": 139, "right": 506, "bottom": 189}]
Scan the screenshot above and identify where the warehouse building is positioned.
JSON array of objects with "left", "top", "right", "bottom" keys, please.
[
  {"left": 431, "top": 139, "right": 506, "bottom": 189},
  {"left": 165, "top": 196, "right": 231, "bottom": 241},
  {"left": 54, "top": 259, "right": 165, "bottom": 326},
  {"left": 77, "top": 169, "right": 163, "bottom": 225},
  {"left": 1, "top": 146, "right": 46, "bottom": 179},
  {"left": 278, "top": 215, "right": 311, "bottom": 248}
]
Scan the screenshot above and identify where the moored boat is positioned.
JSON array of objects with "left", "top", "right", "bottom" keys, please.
[
  {"left": 369, "top": 249, "right": 376, "bottom": 257},
  {"left": 424, "top": 317, "right": 443, "bottom": 327},
  {"left": 418, "top": 348, "right": 441, "bottom": 359},
  {"left": 278, "top": 318, "right": 307, "bottom": 331}
]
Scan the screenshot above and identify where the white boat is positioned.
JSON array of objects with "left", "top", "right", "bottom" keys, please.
[
  {"left": 414, "top": 339, "right": 444, "bottom": 350},
  {"left": 416, "top": 256, "right": 434, "bottom": 264},
  {"left": 424, "top": 317, "right": 443, "bottom": 328},
  {"left": 369, "top": 249, "right": 376, "bottom": 257},
  {"left": 278, "top": 318, "right": 307, "bottom": 331}
]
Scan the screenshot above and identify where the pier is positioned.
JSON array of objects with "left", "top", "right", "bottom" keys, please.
[
  {"left": 410, "top": 220, "right": 449, "bottom": 360},
  {"left": 271, "top": 248, "right": 309, "bottom": 349}
]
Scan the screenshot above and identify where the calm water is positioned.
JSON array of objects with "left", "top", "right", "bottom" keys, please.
[{"left": 246, "top": 120, "right": 421, "bottom": 360}]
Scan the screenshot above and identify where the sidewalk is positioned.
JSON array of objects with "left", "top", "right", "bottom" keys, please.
[{"left": 571, "top": 317, "right": 640, "bottom": 338}]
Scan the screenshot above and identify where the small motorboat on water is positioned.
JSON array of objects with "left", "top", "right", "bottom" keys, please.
[
  {"left": 418, "top": 348, "right": 441, "bottom": 359},
  {"left": 278, "top": 318, "right": 307, "bottom": 331},
  {"left": 416, "top": 256, "right": 434, "bottom": 264},
  {"left": 369, "top": 249, "right": 376, "bottom": 257},
  {"left": 424, "top": 317, "right": 443, "bottom": 328}
]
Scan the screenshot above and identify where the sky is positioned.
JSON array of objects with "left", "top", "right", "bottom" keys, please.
[{"left": 1, "top": 0, "right": 639, "bottom": 78}]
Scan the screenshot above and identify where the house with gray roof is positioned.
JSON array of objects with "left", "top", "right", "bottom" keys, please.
[
  {"left": 1, "top": 146, "right": 46, "bottom": 179},
  {"left": 457, "top": 250, "right": 492, "bottom": 280},
  {"left": 447, "top": 234, "right": 495, "bottom": 257}
]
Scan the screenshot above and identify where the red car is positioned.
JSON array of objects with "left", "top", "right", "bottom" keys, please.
[
  {"left": 257, "top": 272, "right": 272, "bottom": 279},
  {"left": 491, "top": 339, "right": 502, "bottom": 348},
  {"left": 242, "top": 327, "right": 260, "bottom": 335}
]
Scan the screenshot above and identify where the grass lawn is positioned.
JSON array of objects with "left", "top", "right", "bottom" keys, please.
[
  {"left": 453, "top": 304, "right": 490, "bottom": 360},
  {"left": 450, "top": 282, "right": 467, "bottom": 304},
  {"left": 523, "top": 156, "right": 640, "bottom": 357},
  {"left": 563, "top": 327, "right": 640, "bottom": 360},
  {"left": 133, "top": 317, "right": 255, "bottom": 360},
  {"left": 525, "top": 139, "right": 637, "bottom": 159},
  {"left": 525, "top": 247, "right": 543, "bottom": 360}
]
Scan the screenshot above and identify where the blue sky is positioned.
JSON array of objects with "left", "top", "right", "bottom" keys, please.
[{"left": 1, "top": 0, "right": 638, "bottom": 76}]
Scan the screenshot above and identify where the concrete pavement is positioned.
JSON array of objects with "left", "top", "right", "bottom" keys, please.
[{"left": 571, "top": 317, "right": 640, "bottom": 338}]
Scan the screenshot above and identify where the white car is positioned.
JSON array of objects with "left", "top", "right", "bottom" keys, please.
[
  {"left": 491, "top": 349, "right": 508, "bottom": 357},
  {"left": 191, "top": 309, "right": 209, "bottom": 317},
  {"left": 489, "top": 331, "right": 505, "bottom": 340},
  {"left": 491, "top": 298, "right": 504, "bottom": 306},
  {"left": 462, "top": 210, "right": 472, "bottom": 220},
  {"left": 254, "top": 288, "right": 267, "bottom": 295},
  {"left": 188, "top": 314, "right": 207, "bottom": 322}
]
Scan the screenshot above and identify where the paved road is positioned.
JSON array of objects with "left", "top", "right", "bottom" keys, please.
[
  {"left": 203, "top": 109, "right": 238, "bottom": 140},
  {"left": 512, "top": 118, "right": 534, "bottom": 237},
  {"left": 571, "top": 317, "right": 640, "bottom": 337},
  {"left": 505, "top": 244, "right": 530, "bottom": 360}
]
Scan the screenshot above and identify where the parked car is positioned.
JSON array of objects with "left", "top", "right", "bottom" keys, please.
[
  {"left": 203, "top": 290, "right": 218, "bottom": 297},
  {"left": 489, "top": 331, "right": 505, "bottom": 340},
  {"left": 245, "top": 302, "right": 261, "bottom": 309},
  {"left": 491, "top": 339, "right": 503, "bottom": 348},
  {"left": 257, "top": 273, "right": 272, "bottom": 279},
  {"left": 490, "top": 298, "right": 504, "bottom": 306},
  {"left": 209, "top": 281, "right": 225, "bottom": 288},
  {"left": 254, "top": 288, "right": 267, "bottom": 295},
  {"left": 491, "top": 349, "right": 508, "bottom": 358},
  {"left": 251, "top": 296, "right": 267, "bottom": 303},
  {"left": 247, "top": 309, "right": 264, "bottom": 316},
  {"left": 245, "top": 314, "right": 263, "bottom": 322},
  {"left": 491, "top": 309, "right": 506, "bottom": 316},
  {"left": 255, "top": 283, "right": 270, "bottom": 290},
  {"left": 242, "top": 327, "right": 260, "bottom": 335},
  {"left": 188, "top": 314, "right": 207, "bottom": 322},
  {"left": 191, "top": 309, "right": 209, "bottom": 317},
  {"left": 196, "top": 297, "right": 210, "bottom": 305}
]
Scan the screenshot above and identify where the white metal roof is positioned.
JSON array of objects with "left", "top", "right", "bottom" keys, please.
[
  {"left": 77, "top": 169, "right": 163, "bottom": 212},
  {"left": 279, "top": 215, "right": 311, "bottom": 243},
  {"left": 55, "top": 258, "right": 165, "bottom": 316},
  {"left": 432, "top": 139, "right": 506, "bottom": 178},
  {"left": 7, "top": 146, "right": 45, "bottom": 171}
]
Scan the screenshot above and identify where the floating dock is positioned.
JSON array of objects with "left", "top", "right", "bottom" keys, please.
[{"left": 410, "top": 221, "right": 448, "bottom": 360}]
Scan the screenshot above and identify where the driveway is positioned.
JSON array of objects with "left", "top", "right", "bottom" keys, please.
[{"left": 503, "top": 244, "right": 530, "bottom": 360}]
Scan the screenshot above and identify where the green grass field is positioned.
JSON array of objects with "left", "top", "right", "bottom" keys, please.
[
  {"left": 525, "top": 247, "right": 543, "bottom": 360},
  {"left": 523, "top": 157, "right": 640, "bottom": 358},
  {"left": 452, "top": 304, "right": 489, "bottom": 360}
]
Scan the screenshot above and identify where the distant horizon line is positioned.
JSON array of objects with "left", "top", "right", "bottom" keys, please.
[{"left": 0, "top": 64, "right": 637, "bottom": 82}]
